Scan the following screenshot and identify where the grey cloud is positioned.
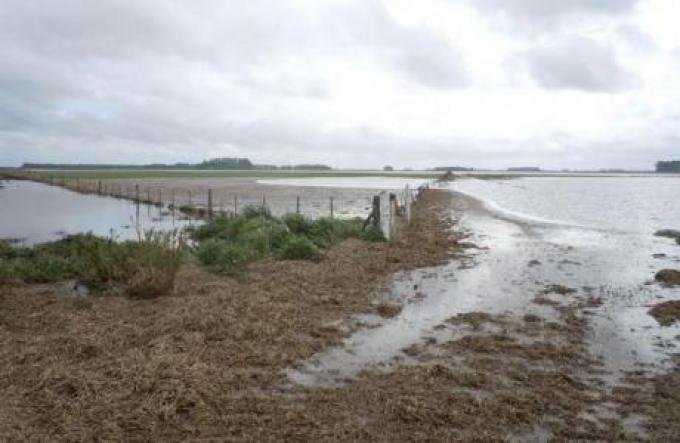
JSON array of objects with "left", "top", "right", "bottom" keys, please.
[
  {"left": 522, "top": 36, "right": 640, "bottom": 92},
  {"left": 472, "top": 0, "right": 639, "bottom": 24}
]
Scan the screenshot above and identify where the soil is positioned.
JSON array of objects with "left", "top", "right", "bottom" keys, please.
[
  {"left": 611, "top": 358, "right": 680, "bottom": 442},
  {"left": 649, "top": 300, "right": 680, "bottom": 326},
  {"left": 655, "top": 269, "right": 680, "bottom": 287},
  {"left": 655, "top": 229, "right": 680, "bottom": 240},
  {"left": 0, "top": 190, "right": 460, "bottom": 440}
]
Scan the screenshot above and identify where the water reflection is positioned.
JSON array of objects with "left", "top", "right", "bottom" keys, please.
[{"left": 0, "top": 180, "right": 196, "bottom": 245}]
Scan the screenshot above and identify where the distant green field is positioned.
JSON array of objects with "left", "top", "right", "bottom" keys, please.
[{"left": 25, "top": 169, "right": 440, "bottom": 180}]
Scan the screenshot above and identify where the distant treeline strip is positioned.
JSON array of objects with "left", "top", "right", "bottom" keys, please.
[
  {"left": 22, "top": 157, "right": 332, "bottom": 171},
  {"left": 656, "top": 161, "right": 680, "bottom": 173}
]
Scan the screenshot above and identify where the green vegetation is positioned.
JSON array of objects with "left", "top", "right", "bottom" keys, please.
[
  {"left": 192, "top": 208, "right": 384, "bottom": 272},
  {"left": 21, "top": 169, "right": 436, "bottom": 180},
  {"left": 0, "top": 232, "right": 184, "bottom": 298}
]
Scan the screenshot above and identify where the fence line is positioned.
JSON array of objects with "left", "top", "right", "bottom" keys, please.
[{"left": 10, "top": 171, "right": 430, "bottom": 241}]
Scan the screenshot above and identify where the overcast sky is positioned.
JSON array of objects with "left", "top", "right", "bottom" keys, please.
[{"left": 1, "top": 0, "right": 678, "bottom": 170}]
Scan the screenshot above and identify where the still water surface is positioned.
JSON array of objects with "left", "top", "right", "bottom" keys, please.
[{"left": 0, "top": 180, "right": 193, "bottom": 244}]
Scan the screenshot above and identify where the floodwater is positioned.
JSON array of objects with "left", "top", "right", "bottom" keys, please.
[
  {"left": 290, "top": 176, "right": 680, "bottom": 386},
  {"left": 257, "top": 176, "right": 432, "bottom": 190},
  {"left": 0, "top": 180, "right": 194, "bottom": 245}
]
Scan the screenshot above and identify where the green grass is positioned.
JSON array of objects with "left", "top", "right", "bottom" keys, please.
[
  {"left": 22, "top": 169, "right": 437, "bottom": 180},
  {"left": 192, "top": 208, "right": 384, "bottom": 273},
  {"left": 0, "top": 232, "right": 185, "bottom": 297}
]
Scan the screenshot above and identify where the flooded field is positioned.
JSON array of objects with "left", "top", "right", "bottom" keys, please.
[
  {"left": 0, "top": 176, "right": 431, "bottom": 244},
  {"left": 0, "top": 180, "right": 192, "bottom": 244},
  {"left": 291, "top": 176, "right": 680, "bottom": 387},
  {"left": 101, "top": 175, "right": 429, "bottom": 219}
]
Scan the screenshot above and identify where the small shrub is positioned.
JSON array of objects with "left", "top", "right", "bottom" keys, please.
[
  {"left": 11, "top": 255, "right": 78, "bottom": 283},
  {"left": 307, "top": 218, "right": 362, "bottom": 247},
  {"left": 241, "top": 205, "right": 272, "bottom": 219},
  {"left": 192, "top": 216, "right": 246, "bottom": 241},
  {"left": 360, "top": 226, "right": 386, "bottom": 242},
  {"left": 283, "top": 213, "right": 312, "bottom": 235},
  {"left": 277, "top": 235, "right": 321, "bottom": 261},
  {"left": 124, "top": 231, "right": 185, "bottom": 298},
  {"left": 196, "top": 239, "right": 256, "bottom": 272}
]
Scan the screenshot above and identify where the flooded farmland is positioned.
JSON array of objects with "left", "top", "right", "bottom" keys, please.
[
  {"left": 0, "top": 180, "right": 192, "bottom": 244},
  {"left": 0, "top": 176, "right": 431, "bottom": 244}
]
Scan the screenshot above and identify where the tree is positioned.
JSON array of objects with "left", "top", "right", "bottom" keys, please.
[{"left": 656, "top": 161, "right": 680, "bottom": 173}]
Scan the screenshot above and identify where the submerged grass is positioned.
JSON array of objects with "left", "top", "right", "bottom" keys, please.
[
  {"left": 192, "top": 207, "right": 384, "bottom": 272},
  {"left": 0, "top": 232, "right": 185, "bottom": 297}
]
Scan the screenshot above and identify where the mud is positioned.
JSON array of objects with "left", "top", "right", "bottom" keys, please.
[
  {"left": 0, "top": 190, "right": 459, "bottom": 440},
  {"left": 655, "top": 269, "right": 680, "bottom": 286},
  {"left": 655, "top": 229, "right": 680, "bottom": 240},
  {"left": 649, "top": 300, "right": 680, "bottom": 326},
  {"left": 611, "top": 358, "right": 680, "bottom": 442}
]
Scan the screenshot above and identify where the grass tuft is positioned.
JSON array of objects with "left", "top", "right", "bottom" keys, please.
[
  {"left": 0, "top": 232, "right": 185, "bottom": 298},
  {"left": 192, "top": 207, "right": 383, "bottom": 272}
]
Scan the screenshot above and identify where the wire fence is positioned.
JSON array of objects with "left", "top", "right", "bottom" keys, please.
[{"left": 15, "top": 172, "right": 430, "bottom": 240}]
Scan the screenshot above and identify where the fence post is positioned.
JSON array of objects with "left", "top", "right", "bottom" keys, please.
[
  {"left": 296, "top": 195, "right": 300, "bottom": 214},
  {"left": 234, "top": 194, "right": 238, "bottom": 216},
  {"left": 171, "top": 189, "right": 176, "bottom": 209},
  {"left": 405, "top": 184, "right": 411, "bottom": 225},
  {"left": 389, "top": 193, "right": 397, "bottom": 239},
  {"left": 188, "top": 190, "right": 192, "bottom": 208},
  {"left": 330, "top": 197, "right": 334, "bottom": 218},
  {"left": 208, "top": 188, "right": 213, "bottom": 218},
  {"left": 262, "top": 194, "right": 266, "bottom": 209},
  {"left": 135, "top": 184, "right": 140, "bottom": 203},
  {"left": 146, "top": 189, "right": 151, "bottom": 204},
  {"left": 158, "top": 189, "right": 162, "bottom": 206},
  {"left": 372, "top": 195, "right": 381, "bottom": 230}
]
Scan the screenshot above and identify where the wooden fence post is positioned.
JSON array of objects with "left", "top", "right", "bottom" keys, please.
[
  {"left": 372, "top": 195, "right": 381, "bottom": 230},
  {"left": 135, "top": 184, "right": 140, "bottom": 203},
  {"left": 296, "top": 195, "right": 300, "bottom": 214},
  {"left": 405, "top": 184, "right": 411, "bottom": 224},
  {"left": 208, "top": 188, "right": 213, "bottom": 218},
  {"left": 330, "top": 197, "right": 334, "bottom": 218},
  {"left": 234, "top": 194, "right": 238, "bottom": 216},
  {"left": 97, "top": 180, "right": 102, "bottom": 195}
]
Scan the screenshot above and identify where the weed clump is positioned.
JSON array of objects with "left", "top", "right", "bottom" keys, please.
[
  {"left": 0, "top": 232, "right": 185, "bottom": 298},
  {"left": 277, "top": 235, "right": 321, "bottom": 261},
  {"left": 192, "top": 207, "right": 383, "bottom": 272}
]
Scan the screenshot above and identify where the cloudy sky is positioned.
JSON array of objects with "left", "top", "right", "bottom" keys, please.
[{"left": 1, "top": 0, "right": 678, "bottom": 170}]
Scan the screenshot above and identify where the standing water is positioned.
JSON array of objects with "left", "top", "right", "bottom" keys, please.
[
  {"left": 0, "top": 180, "right": 194, "bottom": 245},
  {"left": 290, "top": 175, "right": 680, "bottom": 385}
]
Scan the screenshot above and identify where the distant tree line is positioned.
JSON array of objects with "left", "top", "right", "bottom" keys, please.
[
  {"left": 656, "top": 161, "right": 680, "bottom": 173},
  {"left": 22, "top": 157, "right": 333, "bottom": 171},
  {"left": 433, "top": 166, "right": 474, "bottom": 172}
]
